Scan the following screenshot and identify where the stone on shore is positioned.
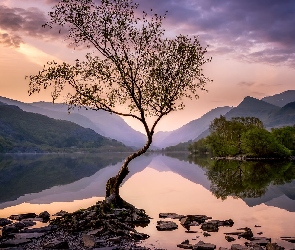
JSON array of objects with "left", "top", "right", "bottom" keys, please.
[
  {"left": 230, "top": 244, "right": 248, "bottom": 250},
  {"left": 9, "top": 213, "right": 37, "bottom": 221},
  {"left": 43, "top": 239, "right": 69, "bottom": 249},
  {"left": 38, "top": 211, "right": 50, "bottom": 222},
  {"left": 0, "top": 218, "right": 12, "bottom": 227},
  {"left": 193, "top": 240, "right": 216, "bottom": 250},
  {"left": 266, "top": 243, "right": 285, "bottom": 250}
]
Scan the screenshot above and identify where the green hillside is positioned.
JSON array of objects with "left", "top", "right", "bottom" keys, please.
[{"left": 0, "top": 103, "right": 131, "bottom": 153}]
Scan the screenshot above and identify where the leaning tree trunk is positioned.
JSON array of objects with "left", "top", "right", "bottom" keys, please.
[{"left": 104, "top": 136, "right": 152, "bottom": 209}]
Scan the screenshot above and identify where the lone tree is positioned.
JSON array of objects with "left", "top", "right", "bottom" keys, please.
[{"left": 28, "top": 0, "right": 212, "bottom": 208}]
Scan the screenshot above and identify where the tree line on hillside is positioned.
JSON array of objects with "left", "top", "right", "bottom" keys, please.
[
  {"left": 0, "top": 105, "right": 130, "bottom": 153},
  {"left": 188, "top": 115, "right": 295, "bottom": 158}
]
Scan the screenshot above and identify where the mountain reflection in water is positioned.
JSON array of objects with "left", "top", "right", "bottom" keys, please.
[{"left": 1, "top": 153, "right": 295, "bottom": 249}]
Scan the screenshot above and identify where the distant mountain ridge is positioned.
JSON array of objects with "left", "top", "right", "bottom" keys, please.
[
  {"left": 166, "top": 90, "right": 295, "bottom": 148},
  {"left": 0, "top": 103, "right": 130, "bottom": 153},
  {"left": 1, "top": 89, "right": 294, "bottom": 150},
  {"left": 30, "top": 101, "right": 147, "bottom": 148},
  {"left": 0, "top": 97, "right": 146, "bottom": 148},
  {"left": 262, "top": 90, "right": 295, "bottom": 107},
  {"left": 152, "top": 106, "right": 232, "bottom": 148}
]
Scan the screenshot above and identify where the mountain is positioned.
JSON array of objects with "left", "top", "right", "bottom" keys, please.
[
  {"left": 192, "top": 96, "right": 295, "bottom": 142},
  {"left": 262, "top": 90, "right": 295, "bottom": 107},
  {"left": 30, "top": 102, "right": 147, "bottom": 148},
  {"left": 0, "top": 97, "right": 146, "bottom": 148},
  {"left": 266, "top": 101, "right": 295, "bottom": 128},
  {"left": 0, "top": 103, "right": 131, "bottom": 153},
  {"left": 224, "top": 96, "right": 280, "bottom": 123},
  {"left": 152, "top": 106, "right": 232, "bottom": 148}
]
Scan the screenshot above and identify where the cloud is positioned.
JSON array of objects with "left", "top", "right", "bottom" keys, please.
[
  {"left": 238, "top": 81, "right": 255, "bottom": 87},
  {"left": 136, "top": 0, "right": 295, "bottom": 67},
  {"left": 0, "top": 33, "right": 23, "bottom": 48},
  {"left": 2, "top": 0, "right": 295, "bottom": 67},
  {"left": 0, "top": 4, "right": 63, "bottom": 47}
]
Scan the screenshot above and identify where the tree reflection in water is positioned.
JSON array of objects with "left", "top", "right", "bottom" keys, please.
[{"left": 189, "top": 155, "right": 295, "bottom": 200}]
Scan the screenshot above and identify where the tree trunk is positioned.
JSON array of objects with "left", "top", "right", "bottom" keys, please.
[{"left": 104, "top": 136, "right": 152, "bottom": 209}]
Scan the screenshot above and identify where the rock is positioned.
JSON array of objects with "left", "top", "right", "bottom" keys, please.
[
  {"left": 53, "top": 210, "right": 68, "bottom": 216},
  {"left": 201, "top": 221, "right": 219, "bottom": 232},
  {"left": 225, "top": 236, "right": 235, "bottom": 242},
  {"left": 159, "top": 213, "right": 184, "bottom": 219},
  {"left": 43, "top": 239, "right": 69, "bottom": 249},
  {"left": 203, "top": 232, "right": 211, "bottom": 237},
  {"left": 281, "top": 237, "right": 295, "bottom": 243},
  {"left": 250, "top": 237, "right": 271, "bottom": 246},
  {"left": 12, "top": 220, "right": 35, "bottom": 230},
  {"left": 14, "top": 232, "right": 46, "bottom": 240},
  {"left": 224, "top": 232, "right": 243, "bottom": 236},
  {"left": 87, "top": 228, "right": 104, "bottom": 236},
  {"left": 237, "top": 227, "right": 253, "bottom": 240},
  {"left": 2, "top": 225, "right": 20, "bottom": 236},
  {"left": 178, "top": 239, "right": 193, "bottom": 248},
  {"left": 108, "top": 236, "right": 121, "bottom": 243},
  {"left": 266, "top": 243, "right": 285, "bottom": 250},
  {"left": 22, "top": 225, "right": 57, "bottom": 233},
  {"left": 0, "top": 238, "right": 32, "bottom": 248},
  {"left": 0, "top": 218, "right": 12, "bottom": 226},
  {"left": 9, "top": 213, "right": 37, "bottom": 221},
  {"left": 156, "top": 220, "right": 178, "bottom": 231},
  {"left": 245, "top": 242, "right": 264, "bottom": 250},
  {"left": 257, "top": 232, "right": 263, "bottom": 235},
  {"left": 38, "top": 211, "right": 50, "bottom": 221},
  {"left": 180, "top": 215, "right": 211, "bottom": 226},
  {"left": 193, "top": 240, "right": 216, "bottom": 250},
  {"left": 221, "top": 219, "right": 234, "bottom": 227},
  {"left": 230, "top": 244, "right": 248, "bottom": 250},
  {"left": 82, "top": 234, "right": 96, "bottom": 248}
]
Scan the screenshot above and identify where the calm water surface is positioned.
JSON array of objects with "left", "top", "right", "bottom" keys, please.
[{"left": 0, "top": 153, "right": 294, "bottom": 249}]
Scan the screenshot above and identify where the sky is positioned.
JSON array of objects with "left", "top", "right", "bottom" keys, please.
[{"left": 0, "top": 0, "right": 295, "bottom": 133}]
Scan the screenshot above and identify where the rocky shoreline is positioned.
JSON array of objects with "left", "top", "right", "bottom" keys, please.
[{"left": 0, "top": 203, "right": 294, "bottom": 250}]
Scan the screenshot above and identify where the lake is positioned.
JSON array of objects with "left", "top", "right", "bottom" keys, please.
[{"left": 0, "top": 153, "right": 295, "bottom": 249}]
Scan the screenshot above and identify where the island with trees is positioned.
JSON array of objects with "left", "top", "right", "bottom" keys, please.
[{"left": 188, "top": 115, "right": 295, "bottom": 159}]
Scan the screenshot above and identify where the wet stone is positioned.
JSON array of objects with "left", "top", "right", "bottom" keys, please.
[
  {"left": 225, "top": 236, "right": 236, "bottom": 242},
  {"left": 201, "top": 221, "right": 219, "bottom": 232},
  {"left": 43, "top": 239, "right": 69, "bottom": 249},
  {"left": 230, "top": 244, "right": 248, "bottom": 250},
  {"left": 0, "top": 238, "right": 32, "bottom": 248},
  {"left": 159, "top": 213, "right": 184, "bottom": 219},
  {"left": 250, "top": 237, "right": 271, "bottom": 246},
  {"left": 156, "top": 220, "right": 178, "bottom": 231},
  {"left": 0, "top": 218, "right": 12, "bottom": 227},
  {"left": 193, "top": 240, "right": 216, "bottom": 250},
  {"left": 266, "top": 243, "right": 285, "bottom": 250},
  {"left": 9, "top": 213, "right": 37, "bottom": 221}
]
